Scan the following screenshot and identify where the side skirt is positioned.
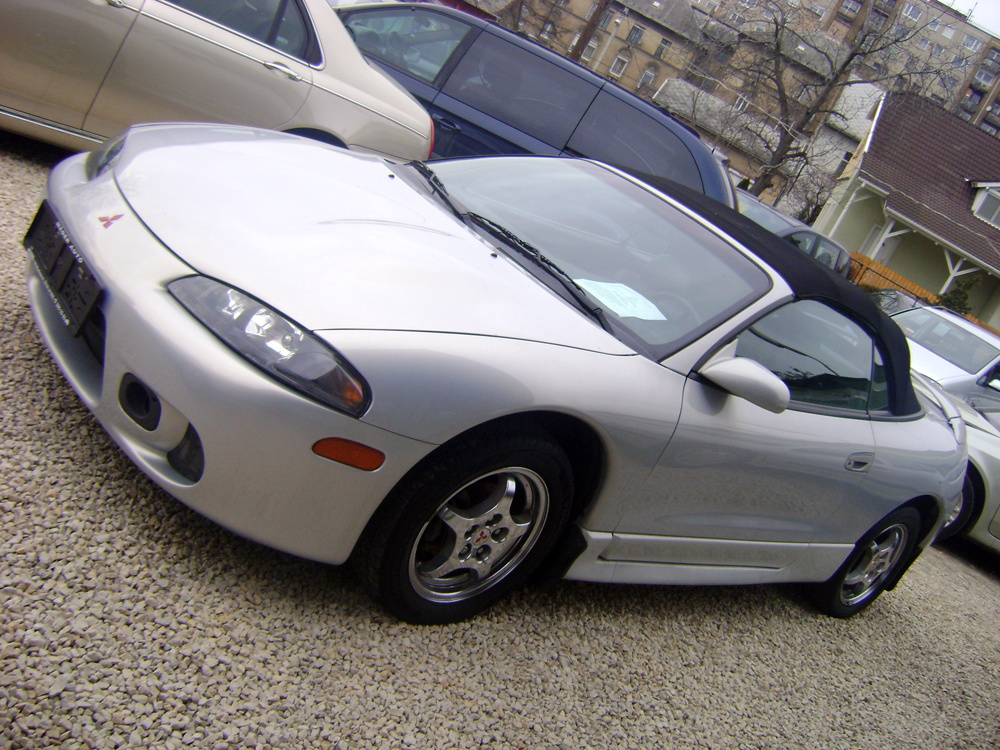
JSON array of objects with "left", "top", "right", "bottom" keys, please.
[{"left": 563, "top": 527, "right": 853, "bottom": 586}]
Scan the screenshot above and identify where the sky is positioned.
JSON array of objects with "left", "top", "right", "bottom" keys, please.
[{"left": 944, "top": 0, "right": 1000, "bottom": 39}]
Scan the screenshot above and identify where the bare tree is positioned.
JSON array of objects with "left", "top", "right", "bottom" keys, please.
[
  {"left": 567, "top": 0, "right": 615, "bottom": 60},
  {"left": 712, "top": 0, "right": 978, "bottom": 196}
]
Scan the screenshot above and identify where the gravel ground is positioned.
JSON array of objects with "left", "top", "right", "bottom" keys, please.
[{"left": 2, "top": 129, "right": 1000, "bottom": 750}]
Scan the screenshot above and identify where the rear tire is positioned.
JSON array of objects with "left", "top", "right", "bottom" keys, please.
[
  {"left": 355, "top": 426, "right": 573, "bottom": 624},
  {"left": 810, "top": 507, "right": 921, "bottom": 618}
]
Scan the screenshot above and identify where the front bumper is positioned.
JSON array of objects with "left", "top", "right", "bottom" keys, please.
[{"left": 25, "top": 156, "right": 436, "bottom": 565}]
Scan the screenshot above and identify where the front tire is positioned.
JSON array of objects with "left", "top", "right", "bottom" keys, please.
[
  {"left": 810, "top": 507, "right": 921, "bottom": 618},
  {"left": 356, "top": 426, "right": 573, "bottom": 624}
]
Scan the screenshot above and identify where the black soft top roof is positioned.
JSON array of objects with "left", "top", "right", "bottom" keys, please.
[{"left": 644, "top": 176, "right": 920, "bottom": 417}]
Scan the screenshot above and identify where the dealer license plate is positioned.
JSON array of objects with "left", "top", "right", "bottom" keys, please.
[{"left": 24, "top": 201, "right": 102, "bottom": 335}]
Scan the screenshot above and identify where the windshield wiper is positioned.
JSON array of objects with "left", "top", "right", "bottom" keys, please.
[
  {"left": 466, "top": 212, "right": 612, "bottom": 333},
  {"left": 407, "top": 161, "right": 466, "bottom": 220}
]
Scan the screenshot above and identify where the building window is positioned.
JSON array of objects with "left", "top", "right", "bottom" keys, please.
[
  {"left": 654, "top": 38, "right": 672, "bottom": 59},
  {"left": 585, "top": 2, "right": 599, "bottom": 20},
  {"left": 626, "top": 25, "right": 645, "bottom": 45},
  {"left": 942, "top": 25, "right": 956, "bottom": 39},
  {"left": 638, "top": 65, "right": 657, "bottom": 88},
  {"left": 916, "top": 37, "right": 929, "bottom": 50},
  {"left": 599, "top": 10, "right": 615, "bottom": 30},
  {"left": 932, "top": 43, "right": 944, "bottom": 57},
  {"left": 975, "top": 68, "right": 998, "bottom": 88},
  {"left": 733, "top": 95, "right": 751, "bottom": 112},
  {"left": 964, "top": 35, "right": 984, "bottom": 52},
  {"left": 901, "top": 2, "right": 921, "bottom": 21},
  {"left": 974, "top": 187, "right": 1000, "bottom": 227},
  {"left": 540, "top": 21, "right": 555, "bottom": 40},
  {"left": 942, "top": 75, "right": 958, "bottom": 89},
  {"left": 982, "top": 122, "right": 1000, "bottom": 137},
  {"left": 842, "top": 0, "right": 862, "bottom": 13},
  {"left": 580, "top": 37, "right": 600, "bottom": 62},
  {"left": 928, "top": 18, "right": 940, "bottom": 32},
  {"left": 609, "top": 52, "right": 630, "bottom": 78}
]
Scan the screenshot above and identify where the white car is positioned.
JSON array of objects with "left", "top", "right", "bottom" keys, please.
[
  {"left": 25, "top": 124, "right": 967, "bottom": 623},
  {"left": 937, "top": 395, "right": 1000, "bottom": 552},
  {"left": 0, "top": 0, "right": 432, "bottom": 160},
  {"left": 893, "top": 306, "right": 1000, "bottom": 422}
]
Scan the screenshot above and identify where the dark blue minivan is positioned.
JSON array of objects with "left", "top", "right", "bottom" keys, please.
[{"left": 336, "top": 3, "right": 735, "bottom": 206}]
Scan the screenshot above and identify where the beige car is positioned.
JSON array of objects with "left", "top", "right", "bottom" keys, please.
[{"left": 0, "top": 0, "right": 433, "bottom": 160}]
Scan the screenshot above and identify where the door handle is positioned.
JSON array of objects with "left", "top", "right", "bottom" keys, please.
[
  {"left": 106, "top": 0, "right": 128, "bottom": 6},
  {"left": 432, "top": 116, "right": 461, "bottom": 133},
  {"left": 845, "top": 452, "right": 874, "bottom": 473},
  {"left": 262, "top": 61, "right": 305, "bottom": 82}
]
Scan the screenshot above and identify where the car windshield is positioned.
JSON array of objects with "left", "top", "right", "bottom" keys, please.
[
  {"left": 430, "top": 157, "right": 770, "bottom": 359},
  {"left": 893, "top": 307, "right": 1000, "bottom": 374}
]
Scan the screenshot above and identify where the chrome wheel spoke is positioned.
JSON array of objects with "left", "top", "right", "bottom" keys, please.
[
  {"left": 409, "top": 467, "right": 550, "bottom": 602},
  {"left": 840, "top": 525, "right": 908, "bottom": 605}
]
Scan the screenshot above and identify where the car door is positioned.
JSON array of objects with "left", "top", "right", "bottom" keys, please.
[
  {"left": 83, "top": 0, "right": 314, "bottom": 138},
  {"left": 613, "top": 300, "right": 886, "bottom": 567},
  {"left": 0, "top": 0, "right": 142, "bottom": 130}
]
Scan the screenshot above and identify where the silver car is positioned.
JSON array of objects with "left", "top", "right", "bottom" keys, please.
[
  {"left": 893, "top": 306, "right": 1000, "bottom": 419},
  {"left": 935, "top": 395, "right": 1000, "bottom": 552},
  {"left": 0, "top": 0, "right": 432, "bottom": 160},
  {"left": 25, "top": 124, "right": 966, "bottom": 624}
]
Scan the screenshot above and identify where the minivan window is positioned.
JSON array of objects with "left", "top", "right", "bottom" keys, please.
[
  {"left": 441, "top": 33, "right": 598, "bottom": 147},
  {"left": 566, "top": 91, "right": 702, "bottom": 192},
  {"left": 344, "top": 8, "right": 474, "bottom": 84}
]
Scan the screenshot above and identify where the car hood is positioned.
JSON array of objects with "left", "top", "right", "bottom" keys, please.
[
  {"left": 112, "top": 126, "right": 630, "bottom": 355},
  {"left": 904, "top": 338, "right": 969, "bottom": 385}
]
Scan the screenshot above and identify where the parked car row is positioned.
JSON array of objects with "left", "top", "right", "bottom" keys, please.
[{"left": 5, "top": 2, "right": 993, "bottom": 624}]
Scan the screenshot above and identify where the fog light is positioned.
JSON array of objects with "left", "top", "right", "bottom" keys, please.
[{"left": 118, "top": 374, "right": 161, "bottom": 432}]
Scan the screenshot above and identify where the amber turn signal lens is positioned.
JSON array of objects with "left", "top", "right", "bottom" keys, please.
[{"left": 312, "top": 438, "right": 385, "bottom": 471}]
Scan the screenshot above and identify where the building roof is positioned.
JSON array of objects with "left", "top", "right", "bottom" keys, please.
[
  {"left": 619, "top": 0, "right": 704, "bottom": 43},
  {"left": 858, "top": 92, "right": 1000, "bottom": 274}
]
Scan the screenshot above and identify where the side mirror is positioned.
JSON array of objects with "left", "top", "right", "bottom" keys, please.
[{"left": 699, "top": 356, "right": 790, "bottom": 414}]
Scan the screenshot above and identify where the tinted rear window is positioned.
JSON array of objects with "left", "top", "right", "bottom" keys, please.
[
  {"left": 441, "top": 33, "right": 598, "bottom": 147},
  {"left": 566, "top": 92, "right": 702, "bottom": 192}
]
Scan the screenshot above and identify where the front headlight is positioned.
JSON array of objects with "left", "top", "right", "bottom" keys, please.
[{"left": 168, "top": 276, "right": 370, "bottom": 416}]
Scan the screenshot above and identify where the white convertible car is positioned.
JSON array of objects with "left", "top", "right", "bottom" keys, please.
[{"left": 25, "top": 124, "right": 966, "bottom": 623}]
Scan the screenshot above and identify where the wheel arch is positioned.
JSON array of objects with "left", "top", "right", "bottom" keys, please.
[
  {"left": 901, "top": 494, "right": 946, "bottom": 546},
  {"left": 960, "top": 459, "right": 987, "bottom": 531},
  {"left": 878, "top": 495, "right": 943, "bottom": 593},
  {"left": 391, "top": 411, "right": 606, "bottom": 521}
]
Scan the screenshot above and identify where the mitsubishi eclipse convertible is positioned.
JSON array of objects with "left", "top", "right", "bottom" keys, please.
[{"left": 25, "top": 124, "right": 967, "bottom": 624}]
